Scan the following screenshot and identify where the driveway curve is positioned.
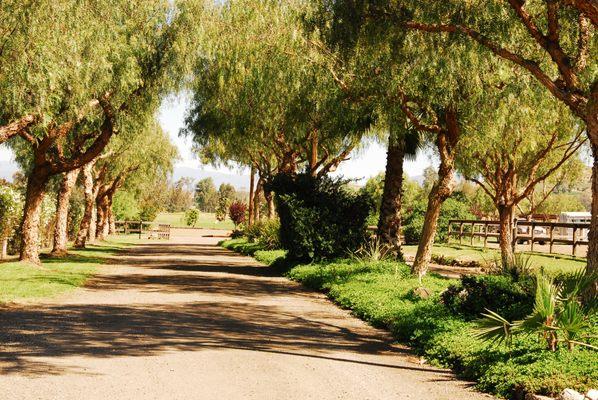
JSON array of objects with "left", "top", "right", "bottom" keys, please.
[{"left": 0, "top": 229, "right": 493, "bottom": 400}]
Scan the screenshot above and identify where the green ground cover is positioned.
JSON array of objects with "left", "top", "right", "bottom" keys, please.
[
  {"left": 154, "top": 211, "right": 235, "bottom": 230},
  {"left": 221, "top": 238, "right": 598, "bottom": 398},
  {"left": 0, "top": 235, "right": 137, "bottom": 303},
  {"left": 402, "top": 243, "right": 586, "bottom": 275}
]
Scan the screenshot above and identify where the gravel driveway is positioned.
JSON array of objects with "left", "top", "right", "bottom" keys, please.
[{"left": 0, "top": 230, "right": 493, "bottom": 400}]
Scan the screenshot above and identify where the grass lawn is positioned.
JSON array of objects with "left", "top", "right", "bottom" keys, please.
[
  {"left": 0, "top": 235, "right": 138, "bottom": 304},
  {"left": 402, "top": 243, "right": 586, "bottom": 275},
  {"left": 154, "top": 211, "right": 235, "bottom": 230}
]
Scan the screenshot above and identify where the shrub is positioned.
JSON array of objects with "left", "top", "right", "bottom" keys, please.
[
  {"left": 403, "top": 196, "right": 473, "bottom": 244},
  {"left": 244, "top": 219, "right": 281, "bottom": 250},
  {"left": 441, "top": 274, "right": 534, "bottom": 321},
  {"left": 228, "top": 200, "right": 247, "bottom": 228},
  {"left": 267, "top": 173, "right": 372, "bottom": 261},
  {"left": 184, "top": 207, "right": 199, "bottom": 227}
]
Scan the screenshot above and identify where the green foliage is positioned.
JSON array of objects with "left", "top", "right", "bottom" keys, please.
[
  {"left": 442, "top": 275, "right": 535, "bottom": 321},
  {"left": 254, "top": 249, "right": 287, "bottom": 266},
  {"left": 244, "top": 219, "right": 281, "bottom": 250},
  {"left": 477, "top": 271, "right": 598, "bottom": 352},
  {"left": 194, "top": 178, "right": 218, "bottom": 212},
  {"left": 403, "top": 195, "right": 473, "bottom": 244},
  {"left": 269, "top": 173, "right": 372, "bottom": 261},
  {"left": 220, "top": 238, "right": 263, "bottom": 256},
  {"left": 165, "top": 178, "right": 194, "bottom": 213},
  {"left": 113, "top": 191, "right": 141, "bottom": 221},
  {"left": 284, "top": 256, "right": 597, "bottom": 397},
  {"left": 0, "top": 184, "right": 22, "bottom": 240},
  {"left": 185, "top": 207, "right": 200, "bottom": 227},
  {"left": 350, "top": 237, "right": 392, "bottom": 263}
]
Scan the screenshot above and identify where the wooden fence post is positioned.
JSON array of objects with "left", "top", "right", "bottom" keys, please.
[
  {"left": 549, "top": 225, "right": 554, "bottom": 254},
  {"left": 483, "top": 222, "right": 488, "bottom": 248},
  {"left": 572, "top": 227, "right": 577, "bottom": 257},
  {"left": 459, "top": 222, "right": 464, "bottom": 245},
  {"left": 470, "top": 222, "right": 475, "bottom": 245},
  {"left": 530, "top": 222, "right": 536, "bottom": 251}
]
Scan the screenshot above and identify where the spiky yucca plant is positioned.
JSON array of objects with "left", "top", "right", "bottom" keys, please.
[{"left": 476, "top": 270, "right": 597, "bottom": 351}]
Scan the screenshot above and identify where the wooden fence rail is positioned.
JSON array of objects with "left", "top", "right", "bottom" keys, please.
[
  {"left": 114, "top": 221, "right": 171, "bottom": 240},
  {"left": 448, "top": 219, "right": 589, "bottom": 257}
]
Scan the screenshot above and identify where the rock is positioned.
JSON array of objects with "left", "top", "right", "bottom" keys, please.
[
  {"left": 586, "top": 389, "right": 598, "bottom": 400},
  {"left": 558, "top": 389, "right": 584, "bottom": 400},
  {"left": 525, "top": 393, "right": 554, "bottom": 400},
  {"left": 412, "top": 286, "right": 431, "bottom": 299}
]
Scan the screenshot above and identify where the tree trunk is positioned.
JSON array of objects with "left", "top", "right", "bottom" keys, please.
[
  {"left": 74, "top": 162, "right": 95, "bottom": 248},
  {"left": 89, "top": 203, "right": 97, "bottom": 242},
  {"left": 377, "top": 138, "right": 405, "bottom": 255},
  {"left": 253, "top": 178, "right": 263, "bottom": 222},
  {"left": 309, "top": 130, "right": 318, "bottom": 176},
  {"left": 1, "top": 238, "right": 7, "bottom": 259},
  {"left": 587, "top": 140, "right": 598, "bottom": 297},
  {"left": 19, "top": 167, "right": 50, "bottom": 263},
  {"left": 412, "top": 111, "right": 460, "bottom": 277},
  {"left": 248, "top": 167, "right": 255, "bottom": 226},
  {"left": 50, "top": 169, "right": 80, "bottom": 256},
  {"left": 498, "top": 203, "right": 516, "bottom": 268},
  {"left": 109, "top": 208, "right": 116, "bottom": 235},
  {"left": 265, "top": 190, "right": 275, "bottom": 219},
  {"left": 412, "top": 160, "right": 456, "bottom": 276},
  {"left": 96, "top": 196, "right": 109, "bottom": 241}
]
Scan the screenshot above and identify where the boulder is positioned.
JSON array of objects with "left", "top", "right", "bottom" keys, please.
[
  {"left": 558, "top": 389, "right": 584, "bottom": 400},
  {"left": 586, "top": 389, "right": 598, "bottom": 400}
]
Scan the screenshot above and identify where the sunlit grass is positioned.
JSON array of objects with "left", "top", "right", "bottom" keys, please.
[
  {"left": 402, "top": 243, "right": 586, "bottom": 275},
  {"left": 0, "top": 235, "right": 138, "bottom": 303},
  {"left": 154, "top": 211, "right": 234, "bottom": 230}
]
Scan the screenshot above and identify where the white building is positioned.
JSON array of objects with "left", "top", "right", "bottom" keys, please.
[{"left": 559, "top": 212, "right": 591, "bottom": 239}]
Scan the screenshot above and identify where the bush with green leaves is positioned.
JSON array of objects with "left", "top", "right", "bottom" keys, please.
[
  {"left": 403, "top": 195, "right": 473, "bottom": 244},
  {"left": 442, "top": 274, "right": 535, "bottom": 321},
  {"left": 244, "top": 219, "right": 281, "bottom": 250},
  {"left": 267, "top": 173, "right": 373, "bottom": 261},
  {"left": 477, "top": 270, "right": 597, "bottom": 351},
  {"left": 185, "top": 207, "right": 200, "bottom": 227}
]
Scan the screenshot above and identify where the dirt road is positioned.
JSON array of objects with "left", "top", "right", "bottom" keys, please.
[{"left": 0, "top": 230, "right": 492, "bottom": 399}]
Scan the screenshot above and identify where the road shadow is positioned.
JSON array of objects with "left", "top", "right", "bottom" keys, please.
[{"left": 0, "top": 241, "right": 451, "bottom": 379}]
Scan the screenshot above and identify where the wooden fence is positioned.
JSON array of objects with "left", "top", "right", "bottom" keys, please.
[
  {"left": 448, "top": 219, "right": 590, "bottom": 257},
  {"left": 114, "top": 221, "right": 171, "bottom": 240}
]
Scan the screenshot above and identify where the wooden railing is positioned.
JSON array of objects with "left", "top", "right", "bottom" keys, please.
[
  {"left": 448, "top": 219, "right": 590, "bottom": 257},
  {"left": 114, "top": 221, "right": 171, "bottom": 240}
]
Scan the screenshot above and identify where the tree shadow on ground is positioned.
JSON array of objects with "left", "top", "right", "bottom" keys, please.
[{"left": 0, "top": 241, "right": 454, "bottom": 379}]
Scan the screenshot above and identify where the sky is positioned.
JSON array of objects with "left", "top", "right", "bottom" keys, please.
[{"left": 0, "top": 96, "right": 435, "bottom": 189}]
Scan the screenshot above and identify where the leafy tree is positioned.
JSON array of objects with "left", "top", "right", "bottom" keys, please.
[
  {"left": 365, "top": 0, "right": 598, "bottom": 292},
  {"left": 194, "top": 178, "right": 218, "bottom": 212},
  {"left": 0, "top": 184, "right": 22, "bottom": 258},
  {"left": 215, "top": 197, "right": 228, "bottom": 222},
  {"left": 6, "top": 0, "right": 202, "bottom": 262},
  {"left": 112, "top": 191, "right": 141, "bottom": 221},
  {"left": 458, "top": 86, "right": 585, "bottom": 267},
  {"left": 166, "top": 178, "right": 194, "bottom": 212},
  {"left": 218, "top": 184, "right": 236, "bottom": 205},
  {"left": 183, "top": 0, "right": 374, "bottom": 200}
]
